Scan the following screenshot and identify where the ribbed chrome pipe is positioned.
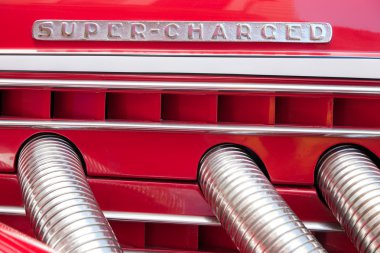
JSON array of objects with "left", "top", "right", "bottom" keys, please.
[
  {"left": 317, "top": 146, "right": 380, "bottom": 253},
  {"left": 18, "top": 135, "right": 122, "bottom": 253},
  {"left": 199, "top": 145, "right": 325, "bottom": 253}
]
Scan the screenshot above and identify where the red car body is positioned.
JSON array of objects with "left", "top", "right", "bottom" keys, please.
[{"left": 0, "top": 0, "right": 379, "bottom": 252}]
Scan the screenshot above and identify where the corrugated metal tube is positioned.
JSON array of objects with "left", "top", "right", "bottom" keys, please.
[
  {"left": 317, "top": 146, "right": 380, "bottom": 253},
  {"left": 17, "top": 135, "right": 122, "bottom": 253},
  {"left": 199, "top": 145, "right": 326, "bottom": 253}
]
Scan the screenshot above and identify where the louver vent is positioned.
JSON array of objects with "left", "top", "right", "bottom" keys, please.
[
  {"left": 0, "top": 83, "right": 378, "bottom": 183},
  {"left": 1, "top": 88, "right": 379, "bottom": 129}
]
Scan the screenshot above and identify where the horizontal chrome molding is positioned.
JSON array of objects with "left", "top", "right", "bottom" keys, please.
[
  {"left": 105, "top": 211, "right": 219, "bottom": 226},
  {"left": 0, "top": 206, "right": 218, "bottom": 226},
  {"left": 304, "top": 222, "right": 342, "bottom": 232},
  {"left": 0, "top": 206, "right": 342, "bottom": 232},
  {"left": 0, "top": 119, "right": 380, "bottom": 138},
  {"left": 0, "top": 54, "right": 379, "bottom": 79},
  {"left": 1, "top": 50, "right": 380, "bottom": 57},
  {"left": 1, "top": 78, "right": 380, "bottom": 94},
  {"left": 0, "top": 206, "right": 25, "bottom": 215}
]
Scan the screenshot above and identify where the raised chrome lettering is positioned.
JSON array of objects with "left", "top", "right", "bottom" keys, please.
[
  {"left": 310, "top": 24, "right": 326, "bottom": 41},
  {"left": 212, "top": 24, "right": 227, "bottom": 40},
  {"left": 108, "top": 23, "right": 122, "bottom": 39},
  {"left": 188, "top": 24, "right": 203, "bottom": 40},
  {"left": 164, "top": 23, "right": 179, "bottom": 39},
  {"left": 286, "top": 24, "right": 302, "bottom": 40},
  {"left": 261, "top": 24, "right": 277, "bottom": 39},
  {"left": 61, "top": 22, "right": 76, "bottom": 37},
  {"left": 84, "top": 22, "right": 99, "bottom": 39},
  {"left": 131, "top": 23, "right": 146, "bottom": 39},
  {"left": 37, "top": 21, "right": 53, "bottom": 38},
  {"left": 236, "top": 24, "right": 251, "bottom": 40},
  {"left": 33, "top": 21, "right": 332, "bottom": 43}
]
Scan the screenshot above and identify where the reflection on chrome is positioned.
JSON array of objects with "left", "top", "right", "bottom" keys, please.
[
  {"left": 0, "top": 119, "right": 379, "bottom": 138},
  {"left": 1, "top": 78, "right": 380, "bottom": 94},
  {"left": 199, "top": 145, "right": 326, "bottom": 252},
  {"left": 0, "top": 54, "right": 379, "bottom": 79},
  {"left": 318, "top": 146, "right": 380, "bottom": 253},
  {"left": 18, "top": 135, "right": 122, "bottom": 253}
]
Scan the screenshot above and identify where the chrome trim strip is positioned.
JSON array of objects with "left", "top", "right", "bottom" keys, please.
[
  {"left": 0, "top": 50, "right": 380, "bottom": 57},
  {"left": 125, "top": 251, "right": 163, "bottom": 253},
  {"left": 0, "top": 206, "right": 24, "bottom": 215},
  {"left": 0, "top": 119, "right": 379, "bottom": 138},
  {"left": 0, "top": 55, "right": 379, "bottom": 79},
  {"left": 303, "top": 222, "right": 342, "bottom": 232},
  {"left": 0, "top": 206, "right": 219, "bottom": 226},
  {"left": 0, "top": 206, "right": 342, "bottom": 232},
  {"left": 105, "top": 211, "right": 220, "bottom": 226},
  {"left": 33, "top": 21, "right": 332, "bottom": 43},
  {"left": 1, "top": 78, "right": 380, "bottom": 94}
]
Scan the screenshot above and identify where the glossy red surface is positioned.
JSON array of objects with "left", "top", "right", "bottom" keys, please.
[
  {"left": 0, "top": 72, "right": 379, "bottom": 185},
  {"left": 162, "top": 94, "right": 218, "bottom": 123},
  {"left": 107, "top": 93, "right": 161, "bottom": 122},
  {"left": 0, "top": 0, "right": 378, "bottom": 251},
  {"left": 0, "top": 125, "right": 380, "bottom": 184},
  {"left": 0, "top": 174, "right": 355, "bottom": 252},
  {"left": 3, "top": 72, "right": 380, "bottom": 86},
  {"left": 0, "top": 77, "right": 369, "bottom": 251},
  {"left": 0, "top": 0, "right": 380, "bottom": 56},
  {"left": 2, "top": 90, "right": 51, "bottom": 119},
  {"left": 0, "top": 222, "right": 51, "bottom": 253},
  {"left": 0, "top": 174, "right": 337, "bottom": 220},
  {"left": 53, "top": 91, "right": 106, "bottom": 120}
]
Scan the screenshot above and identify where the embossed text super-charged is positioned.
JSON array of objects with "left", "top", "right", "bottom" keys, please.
[{"left": 33, "top": 20, "right": 332, "bottom": 43}]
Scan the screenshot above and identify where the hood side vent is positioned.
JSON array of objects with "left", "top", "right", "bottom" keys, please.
[
  {"left": 0, "top": 85, "right": 379, "bottom": 130},
  {"left": 106, "top": 92, "right": 161, "bottom": 122},
  {"left": 52, "top": 91, "right": 106, "bottom": 120},
  {"left": 1, "top": 89, "right": 51, "bottom": 119}
]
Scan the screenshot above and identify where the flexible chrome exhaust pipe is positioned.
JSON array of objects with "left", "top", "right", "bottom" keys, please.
[
  {"left": 317, "top": 146, "right": 380, "bottom": 253},
  {"left": 18, "top": 135, "right": 122, "bottom": 253},
  {"left": 199, "top": 145, "right": 326, "bottom": 253}
]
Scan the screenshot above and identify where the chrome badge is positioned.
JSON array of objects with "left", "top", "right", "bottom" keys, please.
[{"left": 33, "top": 20, "right": 332, "bottom": 43}]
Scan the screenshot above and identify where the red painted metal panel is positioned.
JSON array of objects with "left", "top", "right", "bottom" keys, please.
[
  {"left": 0, "top": 0, "right": 375, "bottom": 251},
  {"left": 162, "top": 94, "right": 218, "bottom": 123},
  {"left": 198, "top": 226, "right": 237, "bottom": 252},
  {"left": 107, "top": 92, "right": 161, "bottom": 122},
  {"left": 0, "top": 0, "right": 379, "bottom": 56},
  {"left": 53, "top": 91, "right": 106, "bottom": 120},
  {"left": 1, "top": 127, "right": 380, "bottom": 183},
  {"left": 0, "top": 174, "right": 337, "bottom": 222},
  {"left": 218, "top": 95, "right": 274, "bottom": 124},
  {"left": 0, "top": 221, "right": 51, "bottom": 253},
  {"left": 313, "top": 232, "right": 357, "bottom": 253},
  {"left": 2, "top": 89, "right": 51, "bottom": 119},
  {"left": 1, "top": 75, "right": 380, "bottom": 182},
  {"left": 146, "top": 224, "right": 199, "bottom": 251},
  {"left": 108, "top": 221, "right": 145, "bottom": 249},
  {"left": 275, "top": 96, "right": 333, "bottom": 127},
  {"left": 89, "top": 178, "right": 212, "bottom": 216},
  {"left": 334, "top": 98, "right": 380, "bottom": 128},
  {"left": 0, "top": 174, "right": 355, "bottom": 252}
]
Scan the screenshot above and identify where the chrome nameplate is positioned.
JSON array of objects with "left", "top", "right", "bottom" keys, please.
[{"left": 33, "top": 20, "right": 332, "bottom": 43}]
